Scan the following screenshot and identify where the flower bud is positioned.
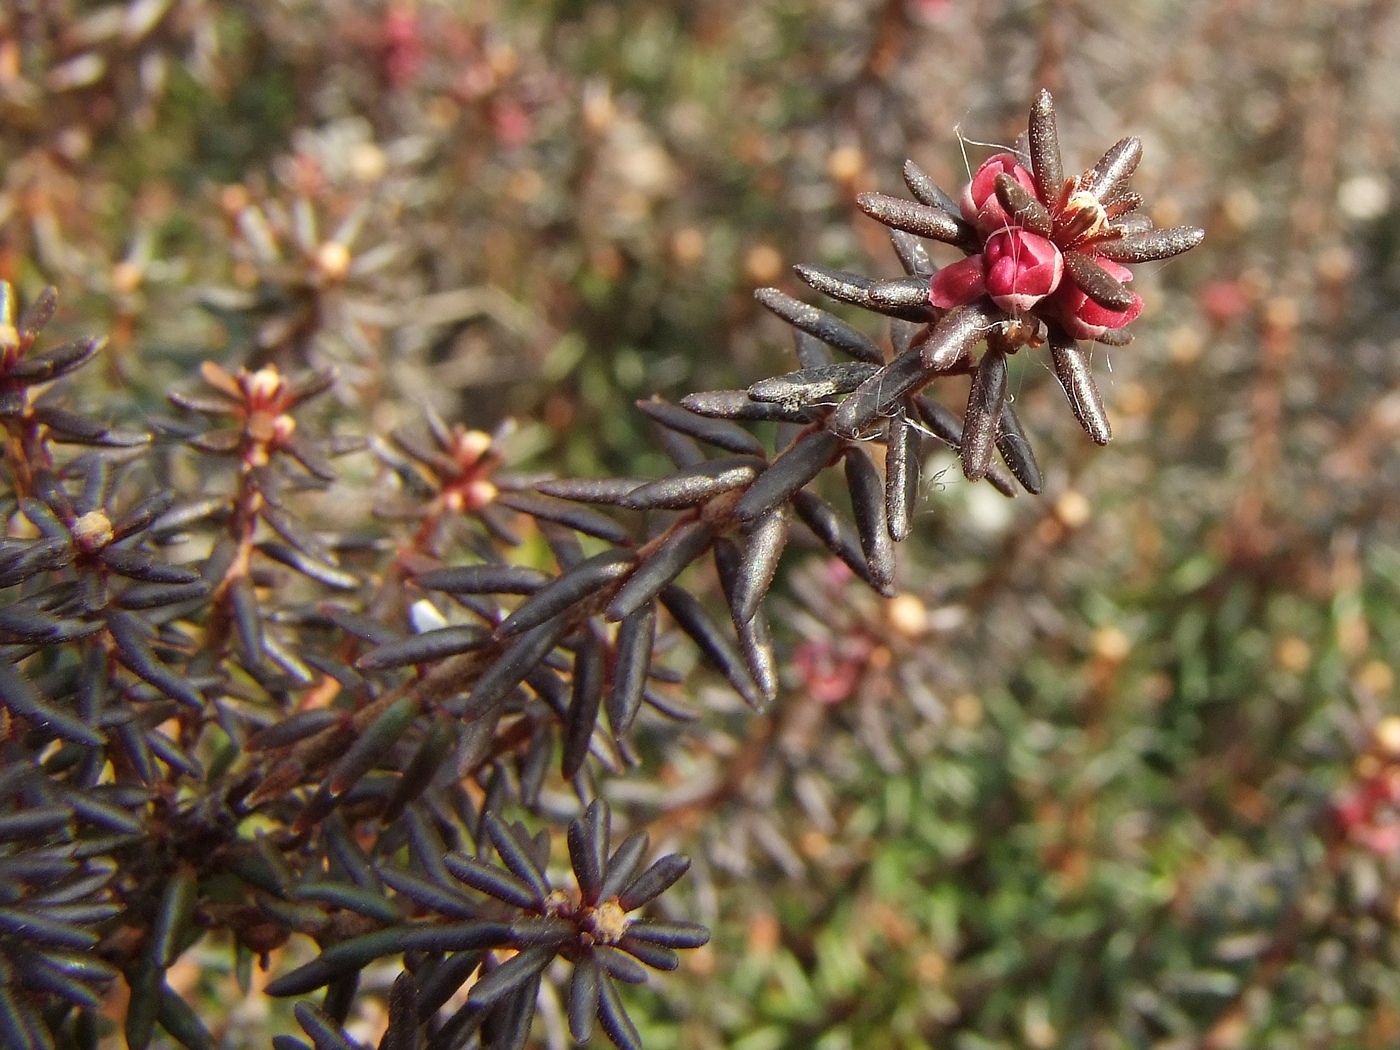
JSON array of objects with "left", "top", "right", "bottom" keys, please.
[
  {"left": 960, "top": 153, "right": 1039, "bottom": 235},
  {"left": 984, "top": 229, "right": 1063, "bottom": 314},
  {"left": 1052, "top": 257, "right": 1142, "bottom": 338}
]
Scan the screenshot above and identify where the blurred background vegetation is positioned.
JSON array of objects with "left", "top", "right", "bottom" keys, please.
[{"left": 5, "top": 0, "right": 1400, "bottom": 1047}]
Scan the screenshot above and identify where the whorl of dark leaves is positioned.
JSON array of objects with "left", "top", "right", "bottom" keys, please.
[
  {"left": 266, "top": 802, "right": 706, "bottom": 1050},
  {"left": 0, "top": 763, "right": 124, "bottom": 1050}
]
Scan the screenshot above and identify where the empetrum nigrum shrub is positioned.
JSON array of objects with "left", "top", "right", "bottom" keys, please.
[{"left": 0, "top": 90, "right": 1200, "bottom": 1050}]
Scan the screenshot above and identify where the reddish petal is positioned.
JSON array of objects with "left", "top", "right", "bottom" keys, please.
[
  {"left": 1053, "top": 282, "right": 1143, "bottom": 340},
  {"left": 961, "top": 153, "right": 1040, "bottom": 234},
  {"left": 930, "top": 255, "right": 987, "bottom": 308},
  {"left": 1097, "top": 257, "right": 1134, "bottom": 283},
  {"left": 1078, "top": 291, "right": 1142, "bottom": 329}
]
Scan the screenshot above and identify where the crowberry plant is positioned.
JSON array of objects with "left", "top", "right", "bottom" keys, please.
[{"left": 0, "top": 90, "right": 1199, "bottom": 1050}]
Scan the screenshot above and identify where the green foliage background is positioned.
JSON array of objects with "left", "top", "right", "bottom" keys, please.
[{"left": 5, "top": 0, "right": 1400, "bottom": 1047}]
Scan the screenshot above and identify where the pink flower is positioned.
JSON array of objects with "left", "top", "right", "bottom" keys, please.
[
  {"left": 960, "top": 153, "right": 1039, "bottom": 236},
  {"left": 793, "top": 636, "right": 871, "bottom": 706},
  {"left": 929, "top": 254, "right": 987, "bottom": 309},
  {"left": 493, "top": 99, "right": 534, "bottom": 147},
  {"left": 983, "top": 229, "right": 1063, "bottom": 314},
  {"left": 1337, "top": 779, "right": 1400, "bottom": 857},
  {"left": 1051, "top": 257, "right": 1143, "bottom": 339},
  {"left": 381, "top": 7, "right": 423, "bottom": 89}
]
